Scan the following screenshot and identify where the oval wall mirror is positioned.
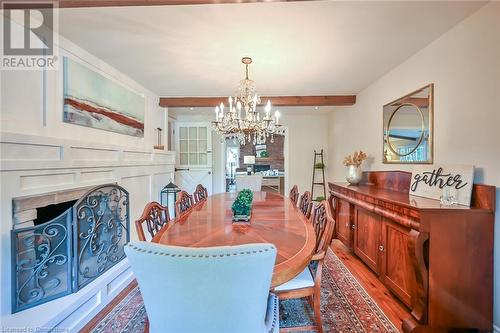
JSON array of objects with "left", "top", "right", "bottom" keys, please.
[{"left": 383, "top": 84, "right": 433, "bottom": 164}]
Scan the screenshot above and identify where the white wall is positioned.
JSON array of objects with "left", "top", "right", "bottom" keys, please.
[
  {"left": 282, "top": 114, "right": 329, "bottom": 196},
  {"left": 175, "top": 113, "right": 330, "bottom": 197},
  {"left": 0, "top": 30, "right": 173, "bottom": 331},
  {"left": 327, "top": 2, "right": 500, "bottom": 329}
]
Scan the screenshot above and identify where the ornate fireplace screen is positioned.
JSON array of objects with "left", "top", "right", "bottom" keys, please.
[{"left": 11, "top": 184, "right": 130, "bottom": 313}]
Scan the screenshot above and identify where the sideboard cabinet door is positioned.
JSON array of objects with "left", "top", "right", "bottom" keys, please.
[
  {"left": 380, "top": 219, "right": 416, "bottom": 307},
  {"left": 353, "top": 207, "right": 382, "bottom": 274},
  {"left": 336, "top": 199, "right": 352, "bottom": 248}
]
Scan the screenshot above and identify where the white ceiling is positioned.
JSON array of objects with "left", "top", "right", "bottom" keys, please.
[{"left": 57, "top": 1, "right": 485, "bottom": 98}]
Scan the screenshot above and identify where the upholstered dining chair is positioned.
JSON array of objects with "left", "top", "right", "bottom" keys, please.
[
  {"left": 273, "top": 200, "right": 335, "bottom": 333},
  {"left": 193, "top": 183, "right": 208, "bottom": 203},
  {"left": 289, "top": 185, "right": 299, "bottom": 206},
  {"left": 134, "top": 201, "right": 170, "bottom": 241},
  {"left": 298, "top": 190, "right": 313, "bottom": 219},
  {"left": 175, "top": 190, "right": 194, "bottom": 217},
  {"left": 125, "top": 242, "right": 279, "bottom": 333}
]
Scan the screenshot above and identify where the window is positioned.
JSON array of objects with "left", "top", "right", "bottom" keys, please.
[
  {"left": 178, "top": 126, "right": 208, "bottom": 166},
  {"left": 398, "top": 145, "right": 427, "bottom": 162}
]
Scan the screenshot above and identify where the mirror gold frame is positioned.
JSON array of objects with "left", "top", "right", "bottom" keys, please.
[{"left": 383, "top": 84, "right": 434, "bottom": 164}]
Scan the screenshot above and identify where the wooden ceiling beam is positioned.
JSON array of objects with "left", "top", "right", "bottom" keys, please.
[
  {"left": 159, "top": 95, "right": 356, "bottom": 108},
  {"left": 14, "top": 0, "right": 305, "bottom": 9}
]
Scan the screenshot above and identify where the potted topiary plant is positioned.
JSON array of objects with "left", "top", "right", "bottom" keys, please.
[{"left": 232, "top": 189, "right": 254, "bottom": 223}]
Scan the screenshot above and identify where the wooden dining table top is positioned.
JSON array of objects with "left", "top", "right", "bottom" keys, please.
[{"left": 152, "top": 191, "right": 316, "bottom": 287}]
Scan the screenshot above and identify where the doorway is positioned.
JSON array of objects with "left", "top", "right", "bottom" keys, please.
[
  {"left": 174, "top": 122, "right": 213, "bottom": 194},
  {"left": 222, "top": 130, "right": 289, "bottom": 195}
]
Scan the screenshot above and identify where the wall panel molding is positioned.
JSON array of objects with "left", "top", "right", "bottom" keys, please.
[
  {"left": 0, "top": 133, "right": 175, "bottom": 171},
  {"left": 1, "top": 142, "right": 62, "bottom": 161},
  {"left": 71, "top": 146, "right": 120, "bottom": 162}
]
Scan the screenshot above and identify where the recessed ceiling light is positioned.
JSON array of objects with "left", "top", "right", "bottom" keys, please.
[
  {"left": 314, "top": 106, "right": 319, "bottom": 110},
  {"left": 189, "top": 107, "right": 194, "bottom": 110}
]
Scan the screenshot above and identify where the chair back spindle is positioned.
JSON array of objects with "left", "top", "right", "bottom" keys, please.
[
  {"left": 193, "top": 184, "right": 208, "bottom": 203},
  {"left": 311, "top": 200, "right": 335, "bottom": 256},
  {"left": 175, "top": 190, "right": 194, "bottom": 217},
  {"left": 289, "top": 185, "right": 299, "bottom": 206},
  {"left": 298, "top": 191, "right": 313, "bottom": 219},
  {"left": 135, "top": 202, "right": 170, "bottom": 241}
]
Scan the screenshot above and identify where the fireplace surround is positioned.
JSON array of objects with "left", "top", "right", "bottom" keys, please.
[
  {"left": 11, "top": 184, "right": 130, "bottom": 313},
  {"left": 1, "top": 133, "right": 175, "bottom": 331}
]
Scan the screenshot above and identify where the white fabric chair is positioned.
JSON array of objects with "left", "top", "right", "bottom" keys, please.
[
  {"left": 125, "top": 241, "right": 279, "bottom": 333},
  {"left": 235, "top": 174, "right": 263, "bottom": 192}
]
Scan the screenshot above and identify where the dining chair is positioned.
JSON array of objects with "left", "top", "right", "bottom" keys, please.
[
  {"left": 125, "top": 242, "right": 279, "bottom": 333},
  {"left": 289, "top": 185, "right": 299, "bottom": 206},
  {"left": 134, "top": 201, "right": 170, "bottom": 241},
  {"left": 273, "top": 200, "right": 335, "bottom": 333},
  {"left": 235, "top": 174, "right": 263, "bottom": 192},
  {"left": 298, "top": 190, "right": 313, "bottom": 219},
  {"left": 175, "top": 190, "right": 194, "bottom": 216},
  {"left": 193, "top": 183, "right": 208, "bottom": 203}
]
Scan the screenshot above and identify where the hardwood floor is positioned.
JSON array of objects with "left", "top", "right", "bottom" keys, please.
[{"left": 330, "top": 239, "right": 410, "bottom": 332}]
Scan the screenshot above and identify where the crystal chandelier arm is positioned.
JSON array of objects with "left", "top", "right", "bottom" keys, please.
[{"left": 212, "top": 57, "right": 282, "bottom": 145}]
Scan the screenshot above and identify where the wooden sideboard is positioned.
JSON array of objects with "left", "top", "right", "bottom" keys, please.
[{"left": 328, "top": 171, "right": 496, "bottom": 332}]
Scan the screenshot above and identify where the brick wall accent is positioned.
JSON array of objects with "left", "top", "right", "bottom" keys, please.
[{"left": 238, "top": 134, "right": 284, "bottom": 171}]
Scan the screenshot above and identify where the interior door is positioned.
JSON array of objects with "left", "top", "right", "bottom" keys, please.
[
  {"left": 175, "top": 122, "right": 213, "bottom": 194},
  {"left": 353, "top": 207, "right": 382, "bottom": 274}
]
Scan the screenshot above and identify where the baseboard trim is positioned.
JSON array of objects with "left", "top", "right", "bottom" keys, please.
[{"left": 494, "top": 323, "right": 500, "bottom": 333}]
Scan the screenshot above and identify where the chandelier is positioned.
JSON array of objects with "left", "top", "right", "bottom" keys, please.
[{"left": 212, "top": 57, "right": 284, "bottom": 145}]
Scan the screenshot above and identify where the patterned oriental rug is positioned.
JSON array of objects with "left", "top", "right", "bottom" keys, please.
[{"left": 87, "top": 250, "right": 399, "bottom": 333}]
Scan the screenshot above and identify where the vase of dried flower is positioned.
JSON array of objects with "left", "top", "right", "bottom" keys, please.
[
  {"left": 343, "top": 150, "right": 367, "bottom": 185},
  {"left": 346, "top": 164, "right": 362, "bottom": 185}
]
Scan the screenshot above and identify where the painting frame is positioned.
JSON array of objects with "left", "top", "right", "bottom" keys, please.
[{"left": 63, "top": 56, "right": 145, "bottom": 137}]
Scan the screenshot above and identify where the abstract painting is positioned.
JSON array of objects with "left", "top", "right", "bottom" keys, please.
[{"left": 63, "top": 57, "right": 145, "bottom": 137}]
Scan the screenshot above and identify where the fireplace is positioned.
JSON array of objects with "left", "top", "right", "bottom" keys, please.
[{"left": 11, "top": 184, "right": 130, "bottom": 313}]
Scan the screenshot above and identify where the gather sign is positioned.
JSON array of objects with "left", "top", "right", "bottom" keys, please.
[{"left": 409, "top": 165, "right": 474, "bottom": 206}]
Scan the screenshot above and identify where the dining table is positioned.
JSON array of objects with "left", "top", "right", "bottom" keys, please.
[{"left": 152, "top": 191, "right": 316, "bottom": 287}]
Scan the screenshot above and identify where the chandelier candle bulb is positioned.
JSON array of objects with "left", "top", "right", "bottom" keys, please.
[
  {"left": 265, "top": 100, "right": 271, "bottom": 118},
  {"left": 237, "top": 101, "right": 242, "bottom": 118}
]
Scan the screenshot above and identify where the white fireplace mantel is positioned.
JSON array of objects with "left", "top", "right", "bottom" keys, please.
[{"left": 0, "top": 132, "right": 175, "bottom": 332}]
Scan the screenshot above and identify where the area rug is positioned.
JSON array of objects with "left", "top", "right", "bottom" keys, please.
[{"left": 88, "top": 250, "right": 399, "bottom": 333}]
